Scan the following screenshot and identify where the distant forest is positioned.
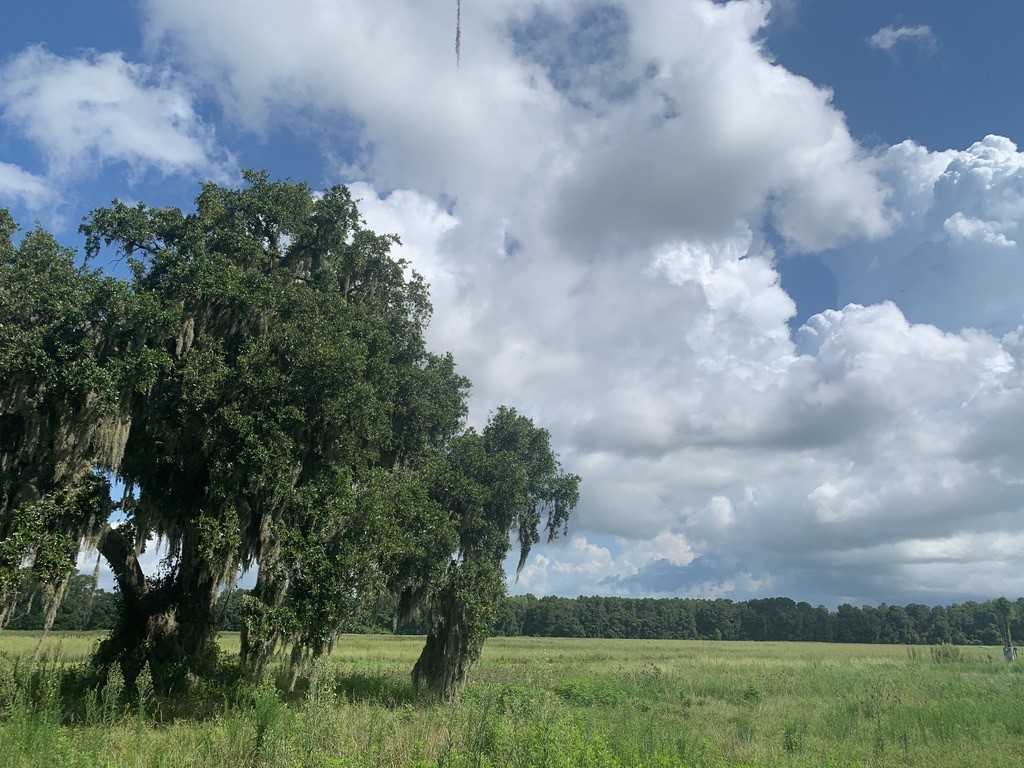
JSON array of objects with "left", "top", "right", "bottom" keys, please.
[{"left": 7, "top": 575, "right": 1021, "bottom": 647}]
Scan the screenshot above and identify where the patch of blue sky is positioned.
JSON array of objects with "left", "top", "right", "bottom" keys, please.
[
  {"left": 0, "top": 1, "right": 367, "bottom": 248},
  {"left": 229, "top": 115, "right": 369, "bottom": 191},
  {"left": 505, "top": 531, "right": 627, "bottom": 597},
  {"left": 507, "top": 3, "right": 642, "bottom": 112},
  {"left": 502, "top": 230, "right": 522, "bottom": 258},
  {"left": 764, "top": 1, "right": 1024, "bottom": 151},
  {"left": 601, "top": 552, "right": 745, "bottom": 595},
  {"left": 776, "top": 255, "right": 840, "bottom": 331},
  {"left": 0, "top": 0, "right": 143, "bottom": 60}
]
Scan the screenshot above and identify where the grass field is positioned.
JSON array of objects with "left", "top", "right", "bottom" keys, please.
[{"left": 0, "top": 631, "right": 1021, "bottom": 767}]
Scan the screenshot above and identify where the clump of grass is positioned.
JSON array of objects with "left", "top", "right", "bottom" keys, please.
[
  {"left": 333, "top": 671, "right": 415, "bottom": 707},
  {"left": 741, "top": 682, "right": 763, "bottom": 703},
  {"left": 491, "top": 683, "right": 554, "bottom": 714},
  {"left": 247, "top": 679, "right": 296, "bottom": 767},
  {"left": 0, "top": 653, "right": 21, "bottom": 715},
  {"left": 134, "top": 661, "right": 154, "bottom": 724},
  {"left": 553, "top": 676, "right": 627, "bottom": 706},
  {"left": 930, "top": 643, "right": 963, "bottom": 664},
  {"left": 782, "top": 719, "right": 807, "bottom": 753}
]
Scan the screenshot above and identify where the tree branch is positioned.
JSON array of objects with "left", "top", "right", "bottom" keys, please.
[{"left": 97, "top": 524, "right": 147, "bottom": 609}]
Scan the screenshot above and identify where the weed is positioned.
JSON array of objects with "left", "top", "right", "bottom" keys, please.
[{"left": 99, "top": 661, "right": 124, "bottom": 725}]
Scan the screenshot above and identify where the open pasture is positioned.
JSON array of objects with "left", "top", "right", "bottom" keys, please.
[{"left": 1, "top": 631, "right": 1021, "bottom": 767}]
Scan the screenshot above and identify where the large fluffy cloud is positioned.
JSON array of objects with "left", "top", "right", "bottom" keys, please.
[
  {"left": 140, "top": 0, "right": 892, "bottom": 255},
  {"left": 0, "top": 46, "right": 231, "bottom": 182},
  {"left": 548, "top": 1, "right": 893, "bottom": 254}
]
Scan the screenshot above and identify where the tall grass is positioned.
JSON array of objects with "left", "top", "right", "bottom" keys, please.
[{"left": 0, "top": 631, "right": 1021, "bottom": 767}]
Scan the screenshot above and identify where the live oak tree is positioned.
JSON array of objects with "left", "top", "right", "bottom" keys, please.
[
  {"left": 409, "top": 407, "right": 580, "bottom": 699},
  {"left": 0, "top": 174, "right": 579, "bottom": 696},
  {"left": 0, "top": 176, "right": 450, "bottom": 683},
  {"left": 83, "top": 173, "right": 473, "bottom": 687}
]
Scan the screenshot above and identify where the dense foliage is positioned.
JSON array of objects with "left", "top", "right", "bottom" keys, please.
[{"left": 0, "top": 174, "right": 579, "bottom": 697}]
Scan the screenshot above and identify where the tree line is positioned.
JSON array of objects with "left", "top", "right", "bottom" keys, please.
[
  {"left": 0, "top": 173, "right": 579, "bottom": 699},
  {"left": 490, "top": 595, "right": 1020, "bottom": 647},
  {"left": 11, "top": 584, "right": 1020, "bottom": 648}
]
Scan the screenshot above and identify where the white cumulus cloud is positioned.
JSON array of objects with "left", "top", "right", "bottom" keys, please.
[
  {"left": 0, "top": 160, "right": 55, "bottom": 209},
  {"left": 353, "top": 172, "right": 1024, "bottom": 604},
  {"left": 943, "top": 212, "right": 1016, "bottom": 249},
  {"left": 0, "top": 46, "right": 232, "bottom": 180},
  {"left": 141, "top": 0, "right": 893, "bottom": 257}
]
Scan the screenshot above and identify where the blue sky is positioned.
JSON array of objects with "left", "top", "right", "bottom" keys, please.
[
  {"left": 4, "top": 1, "right": 1024, "bottom": 607},
  {"left": 768, "top": 2, "right": 1024, "bottom": 151}
]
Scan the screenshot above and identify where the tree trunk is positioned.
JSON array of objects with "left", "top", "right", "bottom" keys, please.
[
  {"left": 411, "top": 607, "right": 473, "bottom": 700},
  {"left": 92, "top": 525, "right": 221, "bottom": 690},
  {"left": 286, "top": 642, "right": 304, "bottom": 693}
]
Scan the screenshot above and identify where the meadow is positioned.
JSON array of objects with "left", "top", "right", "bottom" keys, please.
[{"left": 0, "top": 631, "right": 1021, "bottom": 767}]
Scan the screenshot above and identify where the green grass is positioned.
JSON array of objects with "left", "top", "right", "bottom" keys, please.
[{"left": 0, "top": 631, "right": 1021, "bottom": 767}]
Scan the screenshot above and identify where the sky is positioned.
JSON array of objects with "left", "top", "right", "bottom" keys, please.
[{"left": 3, "top": 0, "right": 1024, "bottom": 608}]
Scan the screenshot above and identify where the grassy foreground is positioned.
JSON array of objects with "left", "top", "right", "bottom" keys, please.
[{"left": 0, "top": 632, "right": 1021, "bottom": 767}]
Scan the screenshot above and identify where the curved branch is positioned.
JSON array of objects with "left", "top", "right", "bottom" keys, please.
[{"left": 97, "top": 524, "right": 146, "bottom": 609}]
